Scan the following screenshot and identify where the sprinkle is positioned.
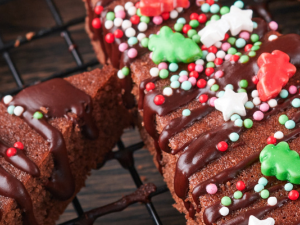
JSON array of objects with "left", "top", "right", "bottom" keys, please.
[
  {"left": 234, "top": 119, "right": 243, "bottom": 127},
  {"left": 267, "top": 136, "right": 276, "bottom": 144},
  {"left": 207, "top": 79, "right": 216, "bottom": 87},
  {"left": 220, "top": 6, "right": 230, "bottom": 15},
  {"left": 253, "top": 21, "right": 258, "bottom": 29},
  {"left": 268, "top": 197, "right": 277, "bottom": 206},
  {"left": 163, "top": 87, "right": 173, "bottom": 96},
  {"left": 253, "top": 111, "right": 264, "bottom": 121},
  {"left": 235, "top": 38, "right": 246, "bottom": 48},
  {"left": 201, "top": 3, "right": 210, "bottom": 13},
  {"left": 150, "top": 68, "right": 159, "bottom": 77},
  {"left": 228, "top": 47, "right": 237, "bottom": 55},
  {"left": 174, "top": 23, "right": 183, "bottom": 32},
  {"left": 217, "top": 141, "right": 228, "bottom": 152},
  {"left": 179, "top": 75, "right": 188, "bottom": 83},
  {"left": 3, "top": 95, "right": 13, "bottom": 105},
  {"left": 125, "top": 27, "right": 136, "bottom": 37},
  {"left": 170, "top": 75, "right": 179, "bottom": 82},
  {"left": 169, "top": 63, "right": 179, "bottom": 72},
  {"left": 210, "top": 4, "right": 220, "bottom": 13},
  {"left": 14, "top": 106, "right": 24, "bottom": 116},
  {"left": 189, "top": 77, "right": 197, "bottom": 86},
  {"left": 206, "top": 52, "right": 216, "bottom": 62},
  {"left": 236, "top": 181, "right": 246, "bottom": 191},
  {"left": 141, "top": 38, "right": 149, "bottom": 48},
  {"left": 138, "top": 22, "right": 148, "bottom": 32},
  {"left": 291, "top": 98, "right": 300, "bottom": 108},
  {"left": 171, "top": 81, "right": 180, "bottom": 89},
  {"left": 285, "top": 120, "right": 296, "bottom": 130},
  {"left": 280, "top": 89, "right": 289, "bottom": 98},
  {"left": 124, "top": 2, "right": 134, "bottom": 10},
  {"left": 199, "top": 94, "right": 209, "bottom": 103},
  {"left": 159, "top": 69, "right": 169, "bottom": 79},
  {"left": 106, "top": 12, "right": 115, "bottom": 21},
  {"left": 260, "top": 190, "right": 270, "bottom": 199},
  {"left": 195, "top": 64, "right": 204, "bottom": 73},
  {"left": 6, "top": 147, "right": 17, "bottom": 157},
  {"left": 234, "top": 0, "right": 244, "bottom": 8},
  {"left": 33, "top": 111, "right": 43, "bottom": 119},
  {"left": 216, "top": 50, "right": 226, "bottom": 59},
  {"left": 234, "top": 191, "right": 243, "bottom": 199},
  {"left": 221, "top": 196, "right": 232, "bottom": 206},
  {"left": 259, "top": 103, "right": 269, "bottom": 112},
  {"left": 229, "top": 132, "right": 239, "bottom": 142},
  {"left": 288, "top": 190, "right": 299, "bottom": 201},
  {"left": 284, "top": 183, "right": 293, "bottom": 191},
  {"left": 181, "top": 81, "right": 192, "bottom": 90},
  {"left": 225, "top": 84, "right": 234, "bottom": 90},
  {"left": 251, "top": 90, "right": 259, "bottom": 98},
  {"left": 274, "top": 131, "right": 284, "bottom": 139},
  {"left": 122, "top": 20, "right": 132, "bottom": 30},
  {"left": 13, "top": 142, "right": 24, "bottom": 150},
  {"left": 206, "top": 183, "right": 218, "bottom": 194},
  {"left": 153, "top": 16, "right": 163, "bottom": 25},
  {"left": 7, "top": 105, "right": 15, "bottom": 115},
  {"left": 239, "top": 31, "right": 250, "bottom": 40},
  {"left": 209, "top": 97, "right": 217, "bottom": 107},
  {"left": 219, "top": 207, "right": 229, "bottom": 216},
  {"left": 251, "top": 34, "right": 259, "bottom": 43},
  {"left": 239, "top": 55, "right": 249, "bottom": 64},
  {"left": 239, "top": 80, "right": 248, "bottom": 88},
  {"left": 279, "top": 115, "right": 289, "bottom": 125},
  {"left": 140, "top": 16, "right": 150, "bottom": 23},
  {"left": 127, "top": 6, "right": 137, "bottom": 16},
  {"left": 245, "top": 101, "right": 254, "bottom": 109},
  {"left": 249, "top": 51, "right": 256, "bottom": 57},
  {"left": 231, "top": 114, "right": 241, "bottom": 121},
  {"left": 114, "top": 5, "right": 124, "bottom": 13},
  {"left": 269, "top": 21, "right": 278, "bottom": 31},
  {"left": 268, "top": 35, "right": 278, "bottom": 41},
  {"left": 258, "top": 177, "right": 268, "bottom": 186},
  {"left": 217, "top": 91, "right": 225, "bottom": 98},
  {"left": 211, "top": 84, "right": 219, "bottom": 92},
  {"left": 182, "top": 109, "right": 191, "bottom": 117},
  {"left": 158, "top": 62, "right": 168, "bottom": 70},
  {"left": 154, "top": 95, "right": 165, "bottom": 105},
  {"left": 177, "top": 17, "right": 186, "bottom": 24},
  {"left": 289, "top": 85, "right": 297, "bottom": 94},
  {"left": 127, "top": 48, "right": 138, "bottom": 58},
  {"left": 179, "top": 70, "right": 188, "bottom": 76},
  {"left": 128, "top": 37, "right": 138, "bottom": 46},
  {"left": 227, "top": 37, "right": 236, "bottom": 45},
  {"left": 197, "top": 79, "right": 207, "bottom": 88},
  {"left": 268, "top": 99, "right": 277, "bottom": 108},
  {"left": 244, "top": 119, "right": 253, "bottom": 128},
  {"left": 117, "top": 70, "right": 125, "bottom": 79},
  {"left": 114, "top": 17, "right": 123, "bottom": 27},
  {"left": 215, "top": 71, "right": 224, "bottom": 78},
  {"left": 119, "top": 43, "right": 128, "bottom": 52},
  {"left": 189, "top": 20, "right": 199, "bottom": 28},
  {"left": 170, "top": 10, "right": 179, "bottom": 19},
  {"left": 105, "top": 33, "right": 115, "bottom": 43},
  {"left": 253, "top": 97, "right": 261, "bottom": 106},
  {"left": 146, "top": 82, "right": 155, "bottom": 91},
  {"left": 254, "top": 184, "right": 264, "bottom": 192}
]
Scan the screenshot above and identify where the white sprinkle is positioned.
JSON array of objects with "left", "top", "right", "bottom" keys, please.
[
  {"left": 125, "top": 2, "right": 134, "bottom": 10},
  {"left": 207, "top": 79, "right": 216, "bottom": 87},
  {"left": 214, "top": 41, "right": 222, "bottom": 48},
  {"left": 251, "top": 90, "right": 259, "bottom": 98},
  {"left": 267, "top": 197, "right": 277, "bottom": 206},
  {"left": 195, "top": 59, "right": 204, "bottom": 65},
  {"left": 219, "top": 207, "right": 229, "bottom": 216},
  {"left": 14, "top": 106, "right": 24, "bottom": 116},
  {"left": 122, "top": 20, "right": 132, "bottom": 30},
  {"left": 127, "top": 6, "right": 137, "bottom": 16},
  {"left": 253, "top": 97, "right": 261, "bottom": 106},
  {"left": 114, "top": 5, "right": 124, "bottom": 13},
  {"left": 206, "top": 53, "right": 216, "bottom": 62},
  {"left": 114, "top": 18, "right": 123, "bottom": 27},
  {"left": 137, "top": 33, "right": 146, "bottom": 41},
  {"left": 274, "top": 131, "right": 284, "bottom": 139},
  {"left": 150, "top": 68, "right": 159, "bottom": 77},
  {"left": 268, "top": 99, "right": 277, "bottom": 108},
  {"left": 105, "top": 20, "right": 113, "bottom": 29},
  {"left": 163, "top": 87, "right": 173, "bottom": 96},
  {"left": 268, "top": 35, "right": 278, "bottom": 41},
  {"left": 170, "top": 10, "right": 179, "bottom": 19},
  {"left": 125, "top": 27, "right": 136, "bottom": 37},
  {"left": 216, "top": 50, "right": 226, "bottom": 59},
  {"left": 176, "top": 7, "right": 183, "bottom": 12},
  {"left": 138, "top": 22, "right": 148, "bottom": 32},
  {"left": 117, "top": 70, "right": 125, "bottom": 79},
  {"left": 3, "top": 95, "right": 13, "bottom": 105}
]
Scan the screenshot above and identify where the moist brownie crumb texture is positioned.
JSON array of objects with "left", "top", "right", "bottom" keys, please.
[
  {"left": 0, "top": 65, "right": 129, "bottom": 224},
  {"left": 85, "top": 0, "right": 300, "bottom": 224}
]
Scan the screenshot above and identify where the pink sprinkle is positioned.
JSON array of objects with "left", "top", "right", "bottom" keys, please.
[
  {"left": 206, "top": 183, "right": 218, "bottom": 195},
  {"left": 195, "top": 64, "right": 204, "bottom": 73},
  {"left": 289, "top": 85, "right": 297, "bottom": 95},
  {"left": 222, "top": 42, "right": 231, "bottom": 52},
  {"left": 253, "top": 111, "right": 264, "bottom": 121},
  {"left": 149, "top": 52, "right": 153, "bottom": 59},
  {"left": 157, "top": 31, "right": 160, "bottom": 35},
  {"left": 215, "top": 70, "right": 224, "bottom": 78},
  {"left": 158, "top": 62, "right": 168, "bottom": 70},
  {"left": 178, "top": 75, "right": 188, "bottom": 83},
  {"left": 225, "top": 54, "right": 232, "bottom": 61},
  {"left": 259, "top": 103, "right": 270, "bottom": 112},
  {"left": 189, "top": 77, "right": 197, "bottom": 86},
  {"left": 269, "top": 21, "right": 278, "bottom": 31},
  {"left": 115, "top": 10, "right": 126, "bottom": 19},
  {"left": 239, "top": 31, "right": 250, "bottom": 40},
  {"left": 209, "top": 97, "right": 217, "bottom": 107},
  {"left": 119, "top": 43, "right": 128, "bottom": 52},
  {"left": 128, "top": 48, "right": 138, "bottom": 58},
  {"left": 153, "top": 16, "right": 163, "bottom": 25}
]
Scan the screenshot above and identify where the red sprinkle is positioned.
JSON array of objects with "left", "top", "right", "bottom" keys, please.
[
  {"left": 189, "top": 71, "right": 199, "bottom": 79},
  {"left": 105, "top": 33, "right": 115, "bottom": 43},
  {"left": 130, "top": 15, "right": 140, "bottom": 25},
  {"left": 161, "top": 12, "right": 170, "bottom": 20},
  {"left": 92, "top": 18, "right": 101, "bottom": 29},
  {"left": 197, "top": 79, "right": 207, "bottom": 88},
  {"left": 135, "top": 2, "right": 140, "bottom": 8},
  {"left": 289, "top": 190, "right": 299, "bottom": 201},
  {"left": 208, "top": 46, "right": 217, "bottom": 54},
  {"left": 205, "top": 67, "right": 215, "bottom": 76},
  {"left": 267, "top": 136, "right": 276, "bottom": 144},
  {"left": 252, "top": 76, "right": 259, "bottom": 84},
  {"left": 13, "top": 142, "right": 24, "bottom": 150},
  {"left": 146, "top": 82, "right": 155, "bottom": 91},
  {"left": 154, "top": 95, "right": 165, "bottom": 105},
  {"left": 190, "top": 13, "right": 198, "bottom": 20},
  {"left": 214, "top": 58, "right": 223, "bottom": 66},
  {"left": 94, "top": 5, "right": 104, "bottom": 15},
  {"left": 217, "top": 141, "right": 228, "bottom": 152},
  {"left": 230, "top": 55, "right": 240, "bottom": 62},
  {"left": 223, "top": 33, "right": 229, "bottom": 41},
  {"left": 206, "top": 0, "right": 215, "bottom": 5},
  {"left": 244, "top": 44, "right": 253, "bottom": 52},
  {"left": 182, "top": 24, "right": 192, "bottom": 34},
  {"left": 236, "top": 181, "right": 246, "bottom": 191},
  {"left": 199, "top": 94, "right": 208, "bottom": 103},
  {"left": 187, "top": 63, "right": 196, "bottom": 71},
  {"left": 6, "top": 148, "right": 17, "bottom": 157},
  {"left": 198, "top": 14, "right": 207, "bottom": 23},
  {"left": 114, "top": 29, "right": 124, "bottom": 38},
  {"left": 201, "top": 45, "right": 208, "bottom": 51}
]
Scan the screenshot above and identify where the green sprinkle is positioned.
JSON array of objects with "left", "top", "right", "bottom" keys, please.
[
  {"left": 260, "top": 189, "right": 270, "bottom": 199},
  {"left": 254, "top": 41, "right": 262, "bottom": 46},
  {"left": 169, "top": 63, "right": 179, "bottom": 72},
  {"left": 182, "top": 109, "right": 191, "bottom": 116},
  {"left": 228, "top": 47, "right": 237, "bottom": 55},
  {"left": 192, "top": 34, "right": 201, "bottom": 43},
  {"left": 291, "top": 98, "right": 300, "bottom": 108},
  {"left": 235, "top": 38, "right": 246, "bottom": 48},
  {"left": 235, "top": 52, "right": 242, "bottom": 56},
  {"left": 171, "top": 81, "right": 180, "bottom": 89},
  {"left": 238, "top": 88, "right": 247, "bottom": 93},
  {"left": 239, "top": 55, "right": 249, "bottom": 64},
  {"left": 33, "top": 111, "right": 43, "bottom": 119},
  {"left": 280, "top": 89, "right": 289, "bottom": 98},
  {"left": 189, "top": 20, "right": 199, "bottom": 28},
  {"left": 251, "top": 45, "right": 260, "bottom": 51},
  {"left": 136, "top": 8, "right": 142, "bottom": 16},
  {"left": 279, "top": 115, "right": 289, "bottom": 125},
  {"left": 206, "top": 62, "right": 215, "bottom": 68},
  {"left": 122, "top": 67, "right": 130, "bottom": 76},
  {"left": 174, "top": 23, "right": 184, "bottom": 32},
  {"left": 251, "top": 34, "right": 260, "bottom": 43},
  {"left": 285, "top": 120, "right": 296, "bottom": 129},
  {"left": 187, "top": 29, "right": 197, "bottom": 38},
  {"left": 7, "top": 105, "right": 15, "bottom": 115},
  {"left": 244, "top": 119, "right": 253, "bottom": 128},
  {"left": 106, "top": 12, "right": 115, "bottom": 20},
  {"left": 231, "top": 114, "right": 241, "bottom": 121},
  {"left": 229, "top": 132, "right": 239, "bottom": 142},
  {"left": 221, "top": 196, "right": 232, "bottom": 206},
  {"left": 249, "top": 51, "right": 256, "bottom": 57},
  {"left": 211, "top": 84, "right": 219, "bottom": 92},
  {"left": 141, "top": 38, "right": 149, "bottom": 48},
  {"left": 159, "top": 69, "right": 169, "bottom": 79},
  {"left": 239, "top": 80, "right": 248, "bottom": 88},
  {"left": 141, "top": 16, "right": 150, "bottom": 23},
  {"left": 210, "top": 15, "right": 220, "bottom": 21},
  {"left": 220, "top": 6, "right": 230, "bottom": 15},
  {"left": 227, "top": 37, "right": 236, "bottom": 45},
  {"left": 181, "top": 81, "right": 192, "bottom": 90},
  {"left": 210, "top": 4, "right": 220, "bottom": 13},
  {"left": 234, "top": 191, "right": 243, "bottom": 199}
]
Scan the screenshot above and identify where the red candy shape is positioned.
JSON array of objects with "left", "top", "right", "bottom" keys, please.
[
  {"left": 198, "top": 14, "right": 207, "bottom": 23},
  {"left": 257, "top": 50, "right": 296, "bottom": 102},
  {"left": 94, "top": 5, "right": 104, "bottom": 15},
  {"left": 130, "top": 15, "right": 140, "bottom": 25},
  {"left": 244, "top": 44, "right": 253, "bottom": 52},
  {"left": 289, "top": 190, "right": 299, "bottom": 201},
  {"left": 135, "top": 2, "right": 140, "bottom": 8},
  {"left": 201, "top": 45, "right": 208, "bottom": 51},
  {"left": 187, "top": 63, "right": 196, "bottom": 71},
  {"left": 114, "top": 29, "right": 124, "bottom": 38},
  {"left": 139, "top": 0, "right": 189, "bottom": 17},
  {"left": 205, "top": 67, "right": 214, "bottom": 76},
  {"left": 13, "top": 142, "right": 24, "bottom": 150},
  {"left": 92, "top": 18, "right": 101, "bottom": 29},
  {"left": 146, "top": 82, "right": 155, "bottom": 91},
  {"left": 199, "top": 94, "right": 208, "bottom": 103},
  {"left": 197, "top": 79, "right": 207, "bottom": 88},
  {"left": 206, "top": 0, "right": 215, "bottom": 5},
  {"left": 105, "top": 33, "right": 115, "bottom": 43},
  {"left": 6, "top": 148, "right": 17, "bottom": 157},
  {"left": 236, "top": 181, "right": 246, "bottom": 191},
  {"left": 217, "top": 141, "right": 228, "bottom": 152},
  {"left": 214, "top": 58, "right": 223, "bottom": 66},
  {"left": 161, "top": 12, "right": 170, "bottom": 20},
  {"left": 231, "top": 55, "right": 240, "bottom": 62},
  {"left": 189, "top": 71, "right": 199, "bottom": 79},
  {"left": 223, "top": 33, "right": 229, "bottom": 41},
  {"left": 252, "top": 76, "right": 259, "bottom": 85},
  {"left": 190, "top": 13, "right": 198, "bottom": 20},
  {"left": 208, "top": 46, "right": 217, "bottom": 54},
  {"left": 182, "top": 24, "right": 192, "bottom": 34},
  {"left": 267, "top": 136, "right": 276, "bottom": 144},
  {"left": 154, "top": 95, "right": 165, "bottom": 105}
]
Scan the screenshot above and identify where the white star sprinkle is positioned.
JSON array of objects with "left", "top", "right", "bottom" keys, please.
[
  {"left": 222, "top": 6, "right": 253, "bottom": 36},
  {"left": 198, "top": 19, "right": 230, "bottom": 47},
  {"left": 248, "top": 215, "right": 275, "bottom": 225},
  {"left": 214, "top": 89, "right": 248, "bottom": 121}
]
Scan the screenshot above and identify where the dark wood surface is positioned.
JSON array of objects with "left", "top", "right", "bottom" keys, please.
[{"left": 0, "top": 0, "right": 300, "bottom": 224}]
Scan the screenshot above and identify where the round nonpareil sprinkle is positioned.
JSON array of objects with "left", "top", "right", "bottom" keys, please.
[
  {"left": 217, "top": 141, "right": 228, "bottom": 152},
  {"left": 274, "top": 131, "right": 284, "bottom": 139},
  {"left": 289, "top": 190, "right": 299, "bottom": 201},
  {"left": 268, "top": 197, "right": 277, "bottom": 206},
  {"left": 14, "top": 106, "right": 24, "bottom": 116},
  {"left": 268, "top": 99, "right": 277, "bottom": 108},
  {"left": 150, "top": 68, "right": 159, "bottom": 77},
  {"left": 206, "top": 183, "right": 218, "bottom": 194},
  {"left": 260, "top": 189, "right": 270, "bottom": 199},
  {"left": 260, "top": 103, "right": 270, "bottom": 112},
  {"left": 163, "top": 87, "right": 173, "bottom": 96},
  {"left": 236, "top": 181, "right": 246, "bottom": 191},
  {"left": 279, "top": 115, "right": 289, "bottom": 125},
  {"left": 267, "top": 136, "right": 276, "bottom": 144},
  {"left": 289, "top": 85, "right": 297, "bottom": 94},
  {"left": 7, "top": 105, "right": 15, "bottom": 115},
  {"left": 219, "top": 207, "right": 229, "bottom": 216},
  {"left": 229, "top": 132, "right": 239, "bottom": 142},
  {"left": 221, "top": 196, "right": 232, "bottom": 206},
  {"left": 182, "top": 109, "right": 191, "bottom": 117},
  {"left": 254, "top": 184, "right": 264, "bottom": 192},
  {"left": 280, "top": 89, "right": 289, "bottom": 98},
  {"left": 234, "top": 191, "right": 243, "bottom": 199},
  {"left": 244, "top": 119, "right": 253, "bottom": 128},
  {"left": 159, "top": 69, "right": 169, "bottom": 79},
  {"left": 234, "top": 119, "right": 243, "bottom": 127},
  {"left": 245, "top": 101, "right": 254, "bottom": 109},
  {"left": 231, "top": 114, "right": 241, "bottom": 121},
  {"left": 253, "top": 111, "right": 264, "bottom": 121},
  {"left": 181, "top": 81, "right": 192, "bottom": 90},
  {"left": 258, "top": 177, "right": 268, "bottom": 186},
  {"left": 292, "top": 98, "right": 300, "bottom": 108},
  {"left": 3, "top": 95, "right": 13, "bottom": 105},
  {"left": 33, "top": 111, "right": 43, "bottom": 119},
  {"left": 285, "top": 120, "right": 296, "bottom": 129},
  {"left": 127, "top": 48, "right": 138, "bottom": 58},
  {"left": 284, "top": 183, "right": 293, "bottom": 191}
]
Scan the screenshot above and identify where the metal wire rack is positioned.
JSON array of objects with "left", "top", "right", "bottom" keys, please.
[{"left": 0, "top": 0, "right": 169, "bottom": 224}]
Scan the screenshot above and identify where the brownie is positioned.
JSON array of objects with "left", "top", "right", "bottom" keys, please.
[
  {"left": 0, "top": 65, "right": 129, "bottom": 225},
  {"left": 85, "top": 0, "right": 300, "bottom": 224}
]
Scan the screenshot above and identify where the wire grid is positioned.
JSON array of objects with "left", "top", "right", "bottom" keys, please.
[{"left": 0, "top": 0, "right": 168, "bottom": 224}]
